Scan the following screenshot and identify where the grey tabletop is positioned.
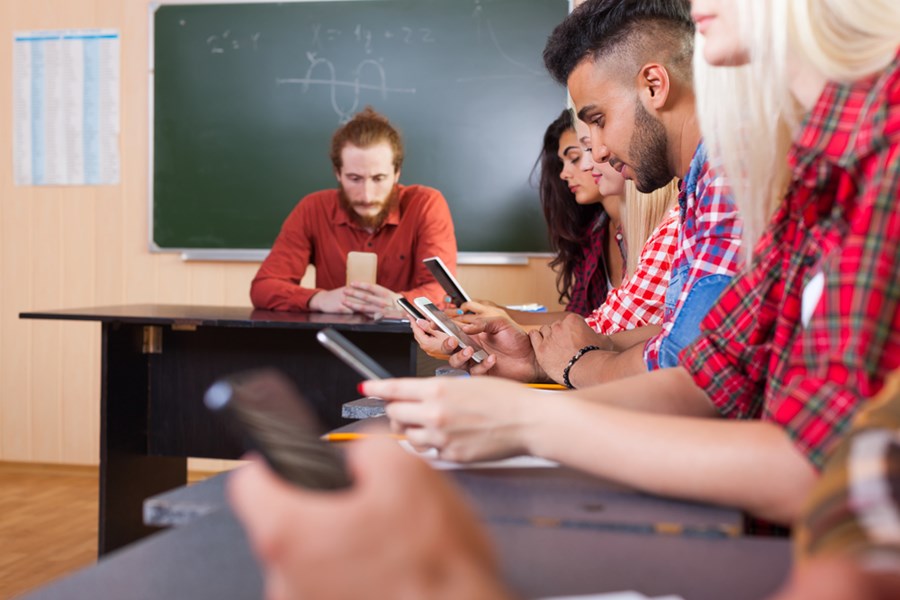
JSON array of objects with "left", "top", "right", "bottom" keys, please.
[{"left": 26, "top": 499, "right": 790, "bottom": 600}]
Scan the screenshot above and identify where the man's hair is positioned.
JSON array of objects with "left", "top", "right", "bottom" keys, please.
[
  {"left": 543, "top": 0, "right": 694, "bottom": 86},
  {"left": 330, "top": 106, "right": 404, "bottom": 172}
]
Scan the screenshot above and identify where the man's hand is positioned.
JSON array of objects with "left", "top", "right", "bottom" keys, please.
[
  {"left": 411, "top": 318, "right": 458, "bottom": 360},
  {"left": 344, "top": 282, "right": 402, "bottom": 317},
  {"left": 529, "top": 314, "right": 612, "bottom": 384},
  {"left": 447, "top": 317, "right": 547, "bottom": 382},
  {"left": 229, "top": 437, "right": 511, "bottom": 600},
  {"left": 308, "top": 287, "right": 354, "bottom": 313}
]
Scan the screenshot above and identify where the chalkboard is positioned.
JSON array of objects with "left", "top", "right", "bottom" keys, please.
[{"left": 152, "top": 0, "right": 567, "bottom": 254}]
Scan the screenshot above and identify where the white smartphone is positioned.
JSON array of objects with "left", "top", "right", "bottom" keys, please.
[
  {"left": 316, "top": 328, "right": 393, "bottom": 380},
  {"left": 422, "top": 256, "right": 470, "bottom": 307},
  {"left": 413, "top": 297, "right": 488, "bottom": 363}
]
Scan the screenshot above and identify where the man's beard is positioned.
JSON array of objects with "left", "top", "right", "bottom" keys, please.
[
  {"left": 628, "top": 100, "right": 674, "bottom": 193},
  {"left": 339, "top": 185, "right": 400, "bottom": 230}
]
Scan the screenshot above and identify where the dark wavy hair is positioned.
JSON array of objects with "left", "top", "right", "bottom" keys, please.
[{"left": 534, "top": 109, "right": 604, "bottom": 305}]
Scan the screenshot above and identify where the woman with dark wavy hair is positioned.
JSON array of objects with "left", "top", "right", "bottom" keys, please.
[{"left": 538, "top": 109, "right": 620, "bottom": 315}]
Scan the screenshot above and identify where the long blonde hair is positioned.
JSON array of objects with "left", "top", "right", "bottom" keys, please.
[
  {"left": 695, "top": 0, "right": 900, "bottom": 259},
  {"left": 621, "top": 179, "right": 679, "bottom": 277}
]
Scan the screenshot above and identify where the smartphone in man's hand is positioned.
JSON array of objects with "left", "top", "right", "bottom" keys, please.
[
  {"left": 205, "top": 369, "right": 351, "bottom": 489},
  {"left": 414, "top": 297, "right": 488, "bottom": 363}
]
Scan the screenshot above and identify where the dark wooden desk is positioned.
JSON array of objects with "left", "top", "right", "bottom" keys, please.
[{"left": 19, "top": 304, "right": 415, "bottom": 555}]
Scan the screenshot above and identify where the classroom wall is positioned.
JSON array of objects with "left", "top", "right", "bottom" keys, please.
[{"left": 0, "top": 0, "right": 565, "bottom": 466}]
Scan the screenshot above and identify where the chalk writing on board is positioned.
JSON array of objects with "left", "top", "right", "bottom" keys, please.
[
  {"left": 277, "top": 52, "right": 416, "bottom": 122},
  {"left": 206, "top": 30, "right": 261, "bottom": 54},
  {"left": 312, "top": 22, "right": 435, "bottom": 54}
]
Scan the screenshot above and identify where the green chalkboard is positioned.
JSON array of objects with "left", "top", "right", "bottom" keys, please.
[{"left": 152, "top": 0, "right": 567, "bottom": 253}]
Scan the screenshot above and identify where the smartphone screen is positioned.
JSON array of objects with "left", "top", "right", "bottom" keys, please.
[
  {"left": 204, "top": 369, "right": 351, "bottom": 490},
  {"left": 423, "top": 256, "right": 470, "bottom": 307},
  {"left": 316, "top": 328, "right": 393, "bottom": 380},
  {"left": 413, "top": 297, "right": 488, "bottom": 363},
  {"left": 397, "top": 297, "right": 427, "bottom": 321}
]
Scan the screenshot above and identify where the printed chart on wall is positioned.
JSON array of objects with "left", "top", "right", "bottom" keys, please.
[{"left": 13, "top": 29, "right": 121, "bottom": 186}]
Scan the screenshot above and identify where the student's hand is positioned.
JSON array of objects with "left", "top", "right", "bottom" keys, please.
[
  {"left": 344, "top": 282, "right": 402, "bottom": 316},
  {"left": 308, "top": 287, "right": 354, "bottom": 313},
  {"left": 457, "top": 300, "right": 511, "bottom": 322},
  {"left": 529, "top": 314, "right": 611, "bottom": 384},
  {"left": 447, "top": 317, "right": 547, "bottom": 382},
  {"left": 228, "top": 437, "right": 511, "bottom": 600},
  {"left": 411, "top": 318, "right": 458, "bottom": 360},
  {"left": 365, "top": 377, "right": 541, "bottom": 462}
]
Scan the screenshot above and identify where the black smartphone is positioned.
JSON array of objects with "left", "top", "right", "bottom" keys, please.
[
  {"left": 316, "top": 328, "right": 393, "bottom": 380},
  {"left": 414, "top": 297, "right": 489, "bottom": 363},
  {"left": 397, "top": 296, "right": 427, "bottom": 321},
  {"left": 423, "top": 256, "right": 471, "bottom": 307},
  {"left": 204, "top": 368, "right": 351, "bottom": 489}
]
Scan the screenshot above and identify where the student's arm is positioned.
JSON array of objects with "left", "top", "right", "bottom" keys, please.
[
  {"left": 370, "top": 368, "right": 817, "bottom": 524},
  {"left": 250, "top": 200, "right": 328, "bottom": 311},
  {"left": 400, "top": 188, "right": 459, "bottom": 304}
]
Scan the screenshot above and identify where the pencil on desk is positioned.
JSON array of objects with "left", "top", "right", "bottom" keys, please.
[
  {"left": 321, "top": 432, "right": 406, "bottom": 442},
  {"left": 525, "top": 383, "right": 567, "bottom": 390}
]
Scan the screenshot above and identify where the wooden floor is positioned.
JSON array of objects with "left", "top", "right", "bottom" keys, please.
[{"left": 0, "top": 463, "right": 98, "bottom": 599}]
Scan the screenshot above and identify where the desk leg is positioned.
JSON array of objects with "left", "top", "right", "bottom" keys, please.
[{"left": 98, "top": 323, "right": 187, "bottom": 556}]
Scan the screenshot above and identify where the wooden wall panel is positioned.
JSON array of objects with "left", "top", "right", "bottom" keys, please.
[{"left": 0, "top": 0, "right": 565, "bottom": 466}]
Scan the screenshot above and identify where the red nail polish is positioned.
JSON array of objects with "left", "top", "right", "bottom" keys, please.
[{"left": 357, "top": 382, "right": 365, "bottom": 394}]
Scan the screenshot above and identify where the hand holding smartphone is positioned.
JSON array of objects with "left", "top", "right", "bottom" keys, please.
[
  {"left": 423, "top": 256, "right": 470, "bottom": 307},
  {"left": 396, "top": 296, "right": 427, "bottom": 321},
  {"left": 414, "top": 297, "right": 488, "bottom": 363},
  {"left": 204, "top": 369, "right": 351, "bottom": 490}
]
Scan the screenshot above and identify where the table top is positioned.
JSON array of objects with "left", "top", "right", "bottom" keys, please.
[
  {"left": 28, "top": 478, "right": 790, "bottom": 600},
  {"left": 19, "top": 304, "right": 412, "bottom": 333}
]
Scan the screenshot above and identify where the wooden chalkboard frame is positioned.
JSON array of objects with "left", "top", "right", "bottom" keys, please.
[{"left": 148, "top": 0, "right": 566, "bottom": 263}]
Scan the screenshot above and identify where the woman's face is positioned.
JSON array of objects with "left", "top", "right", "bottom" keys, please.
[
  {"left": 572, "top": 118, "right": 625, "bottom": 198},
  {"left": 557, "top": 129, "right": 603, "bottom": 205},
  {"left": 690, "top": 0, "right": 750, "bottom": 66}
]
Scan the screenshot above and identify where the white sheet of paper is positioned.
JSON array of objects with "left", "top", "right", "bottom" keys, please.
[{"left": 399, "top": 440, "right": 559, "bottom": 470}]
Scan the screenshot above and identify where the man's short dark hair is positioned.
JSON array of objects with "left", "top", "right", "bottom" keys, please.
[{"left": 543, "top": 0, "right": 694, "bottom": 86}]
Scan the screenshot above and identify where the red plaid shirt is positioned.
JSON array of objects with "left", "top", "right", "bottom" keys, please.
[
  {"left": 683, "top": 54, "right": 900, "bottom": 469},
  {"left": 585, "top": 206, "right": 678, "bottom": 334}
]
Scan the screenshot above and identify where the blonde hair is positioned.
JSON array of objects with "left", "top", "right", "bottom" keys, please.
[
  {"left": 695, "top": 0, "right": 900, "bottom": 260},
  {"left": 621, "top": 178, "right": 679, "bottom": 277}
]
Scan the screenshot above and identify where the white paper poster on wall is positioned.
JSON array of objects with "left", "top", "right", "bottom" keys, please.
[{"left": 13, "top": 29, "right": 120, "bottom": 186}]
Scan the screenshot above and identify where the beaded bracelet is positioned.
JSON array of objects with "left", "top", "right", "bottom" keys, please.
[{"left": 562, "top": 345, "right": 602, "bottom": 389}]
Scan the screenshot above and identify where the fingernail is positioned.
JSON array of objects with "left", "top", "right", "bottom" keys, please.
[
  {"left": 456, "top": 309, "right": 463, "bottom": 315},
  {"left": 357, "top": 382, "right": 365, "bottom": 394}
]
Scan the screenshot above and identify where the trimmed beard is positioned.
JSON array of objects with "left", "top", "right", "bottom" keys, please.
[
  {"left": 339, "top": 184, "right": 400, "bottom": 230},
  {"left": 629, "top": 100, "right": 674, "bottom": 194}
]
